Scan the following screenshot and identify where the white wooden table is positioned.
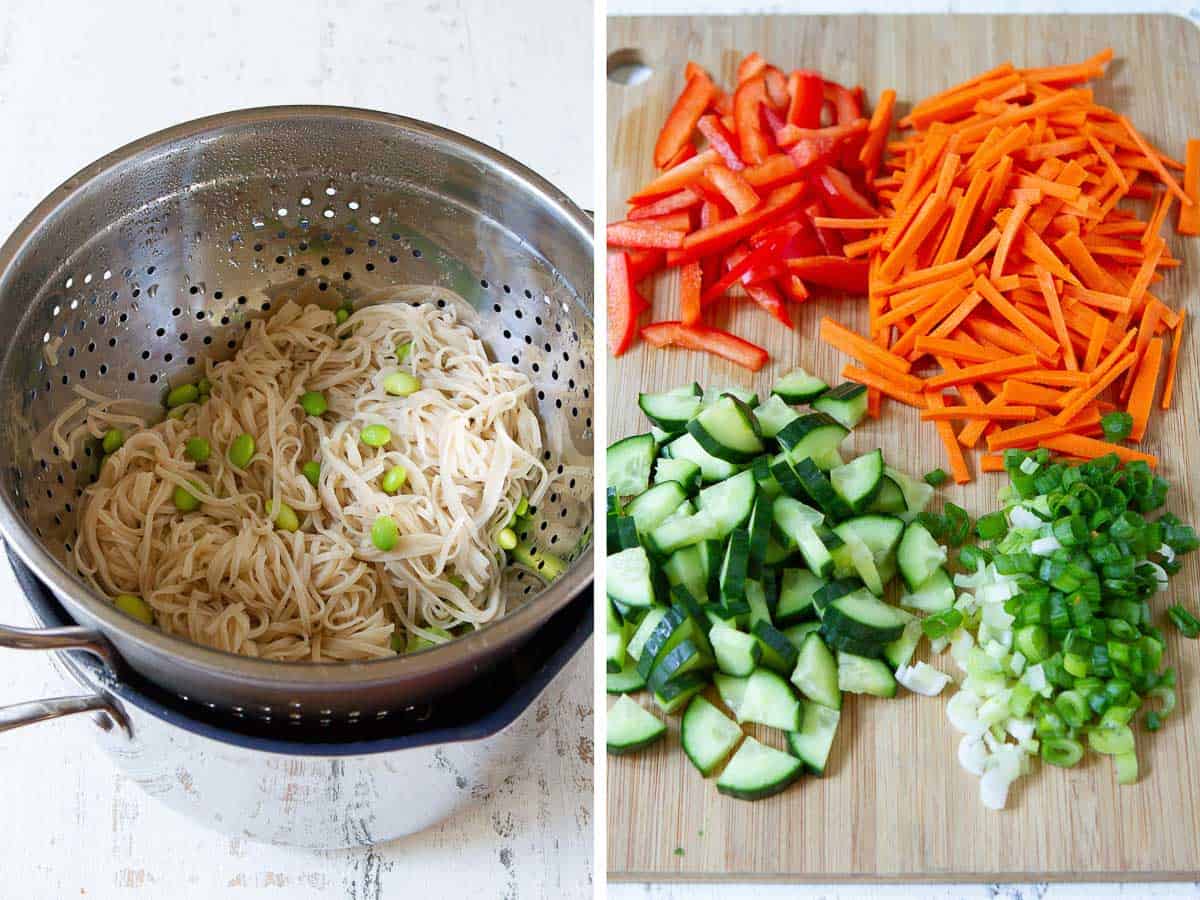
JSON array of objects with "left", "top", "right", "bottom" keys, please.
[
  {"left": 0, "top": 1, "right": 593, "bottom": 898},
  {"left": 605, "top": 0, "right": 1200, "bottom": 898}
]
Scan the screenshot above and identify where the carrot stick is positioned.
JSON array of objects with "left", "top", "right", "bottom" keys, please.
[
  {"left": 974, "top": 276, "right": 1061, "bottom": 359},
  {"left": 925, "top": 353, "right": 1038, "bottom": 389},
  {"left": 1082, "top": 315, "right": 1108, "bottom": 371},
  {"left": 891, "top": 286, "right": 970, "bottom": 357},
  {"left": 986, "top": 406, "right": 1103, "bottom": 450},
  {"left": 1127, "top": 336, "right": 1163, "bottom": 441},
  {"left": 1118, "top": 115, "right": 1191, "bottom": 206},
  {"left": 1121, "top": 301, "right": 1162, "bottom": 401},
  {"left": 913, "top": 335, "right": 1008, "bottom": 363},
  {"left": 859, "top": 88, "right": 897, "bottom": 177},
  {"left": 1055, "top": 350, "right": 1136, "bottom": 425},
  {"left": 1041, "top": 433, "right": 1157, "bottom": 467},
  {"left": 1088, "top": 327, "right": 1138, "bottom": 386},
  {"left": 1179, "top": 139, "right": 1200, "bottom": 235},
  {"left": 1161, "top": 310, "right": 1186, "bottom": 410},
  {"left": 980, "top": 453, "right": 1007, "bottom": 472},
  {"left": 925, "top": 391, "right": 972, "bottom": 483},
  {"left": 1001, "top": 379, "right": 1066, "bottom": 406},
  {"left": 820, "top": 316, "right": 913, "bottom": 373},
  {"left": 1035, "top": 266, "right": 1078, "bottom": 371},
  {"left": 812, "top": 216, "right": 892, "bottom": 229},
  {"left": 920, "top": 404, "right": 1038, "bottom": 421},
  {"left": 929, "top": 288, "right": 985, "bottom": 338},
  {"left": 990, "top": 197, "right": 1032, "bottom": 280},
  {"left": 1010, "top": 369, "right": 1090, "bottom": 387},
  {"left": 841, "top": 365, "right": 925, "bottom": 407}
]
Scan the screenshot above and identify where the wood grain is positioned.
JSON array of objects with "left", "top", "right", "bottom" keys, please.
[{"left": 607, "top": 13, "right": 1200, "bottom": 882}]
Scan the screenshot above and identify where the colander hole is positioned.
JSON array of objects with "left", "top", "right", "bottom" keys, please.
[
  {"left": 318, "top": 283, "right": 328, "bottom": 291},
  {"left": 52, "top": 305, "right": 61, "bottom": 316},
  {"left": 187, "top": 356, "right": 195, "bottom": 365},
  {"left": 64, "top": 277, "right": 73, "bottom": 288},
  {"left": 141, "top": 350, "right": 150, "bottom": 360},
  {"left": 203, "top": 336, "right": 212, "bottom": 345},
  {"left": 320, "top": 256, "right": 330, "bottom": 266},
  {"left": 103, "top": 271, "right": 111, "bottom": 280},
  {"left": 67, "top": 346, "right": 76, "bottom": 358},
  {"left": 325, "top": 186, "right": 336, "bottom": 196},
  {"left": 214, "top": 291, "right": 223, "bottom": 300},
  {"left": 523, "top": 336, "right": 532, "bottom": 346},
  {"left": 412, "top": 249, "right": 421, "bottom": 258},
  {"left": 370, "top": 216, "right": 380, "bottom": 225},
  {"left": 275, "top": 255, "right": 285, "bottom": 264},
  {"left": 322, "top": 209, "right": 334, "bottom": 219},
  {"left": 219, "top": 317, "right": 229, "bottom": 326},
  {"left": 253, "top": 243, "right": 263, "bottom": 252},
  {"left": 260, "top": 302, "right": 270, "bottom": 312},
  {"left": 132, "top": 289, "right": 140, "bottom": 298},
  {"left": 536, "top": 390, "right": 545, "bottom": 400},
  {"left": 108, "top": 338, "right": 117, "bottom": 347},
  {"left": 524, "top": 289, "right": 533, "bottom": 299},
  {"left": 297, "top": 267, "right": 307, "bottom": 276},
  {"left": 87, "top": 342, "right": 95, "bottom": 352},
  {"left": 365, "top": 263, "right": 375, "bottom": 272},
  {"left": 171, "top": 308, "right": 181, "bottom": 317},
  {"left": 189, "top": 286, "right": 199, "bottom": 295},
  {"left": 300, "top": 196, "right": 312, "bottom": 207},
  {"left": 531, "top": 363, "right": 539, "bottom": 372},
  {"left": 237, "top": 296, "right": 247, "bottom": 305},
  {"left": 99, "top": 364, "right": 107, "bottom": 375},
  {"left": 348, "top": 201, "right": 359, "bottom": 211},
  {"left": 155, "top": 328, "right": 165, "bottom": 337},
  {"left": 502, "top": 330, "right": 511, "bottom": 339},
  {"left": 543, "top": 342, "right": 551, "bottom": 352},
  {"left": 555, "top": 399, "right": 562, "bottom": 409},
  {"left": 535, "top": 316, "right": 542, "bottom": 326},
  {"left": 147, "top": 266, "right": 156, "bottom": 275},
  {"left": 299, "top": 242, "right": 308, "bottom": 251},
  {"left": 149, "top": 374, "right": 158, "bottom": 383},
  {"left": 118, "top": 313, "right": 128, "bottom": 323},
  {"left": 196, "top": 311, "right": 205, "bottom": 320}
]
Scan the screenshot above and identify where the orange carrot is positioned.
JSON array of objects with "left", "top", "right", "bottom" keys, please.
[
  {"left": 1041, "top": 433, "right": 1157, "bottom": 467},
  {"left": 925, "top": 353, "right": 1038, "bottom": 389},
  {"left": 1082, "top": 315, "right": 1108, "bottom": 371},
  {"left": 1035, "top": 267, "right": 1078, "bottom": 370},
  {"left": 841, "top": 365, "right": 925, "bottom": 407},
  {"left": 980, "top": 453, "right": 1007, "bottom": 472},
  {"left": 1118, "top": 116, "right": 1191, "bottom": 206},
  {"left": 920, "top": 404, "right": 1038, "bottom": 421},
  {"left": 1127, "top": 336, "right": 1163, "bottom": 441},
  {"left": 1055, "top": 350, "right": 1136, "bottom": 425},
  {"left": 1179, "top": 139, "right": 1200, "bottom": 235},
  {"left": 925, "top": 391, "right": 972, "bottom": 483},
  {"left": 1161, "top": 310, "right": 1186, "bottom": 410},
  {"left": 986, "top": 406, "right": 1103, "bottom": 450},
  {"left": 1001, "top": 379, "right": 1066, "bottom": 407}
]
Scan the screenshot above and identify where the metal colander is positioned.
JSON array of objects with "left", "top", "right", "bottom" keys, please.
[{"left": 0, "top": 106, "right": 593, "bottom": 728}]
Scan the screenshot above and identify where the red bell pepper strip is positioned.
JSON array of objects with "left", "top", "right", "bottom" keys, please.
[
  {"left": 640, "top": 321, "right": 769, "bottom": 371},
  {"left": 704, "top": 164, "right": 761, "bottom": 214},
  {"left": 684, "top": 61, "right": 708, "bottom": 82},
  {"left": 736, "top": 52, "right": 767, "bottom": 84},
  {"left": 626, "top": 249, "right": 664, "bottom": 283},
  {"left": 699, "top": 201, "right": 724, "bottom": 287},
  {"left": 761, "top": 103, "right": 788, "bottom": 141},
  {"left": 804, "top": 201, "right": 844, "bottom": 256},
  {"left": 752, "top": 217, "right": 823, "bottom": 259},
  {"left": 660, "top": 142, "right": 696, "bottom": 170},
  {"left": 696, "top": 115, "right": 744, "bottom": 171},
  {"left": 702, "top": 238, "right": 782, "bottom": 302},
  {"left": 623, "top": 210, "right": 692, "bottom": 232},
  {"left": 654, "top": 73, "right": 715, "bottom": 168},
  {"left": 733, "top": 75, "right": 771, "bottom": 165},
  {"left": 812, "top": 164, "right": 879, "bottom": 218},
  {"left": 823, "top": 80, "right": 863, "bottom": 124},
  {"left": 670, "top": 181, "right": 807, "bottom": 264},
  {"left": 780, "top": 273, "right": 810, "bottom": 302},
  {"left": 627, "top": 187, "right": 704, "bottom": 220},
  {"left": 680, "top": 261, "right": 703, "bottom": 325},
  {"left": 628, "top": 149, "right": 722, "bottom": 203},
  {"left": 742, "top": 154, "right": 801, "bottom": 189},
  {"left": 607, "top": 220, "right": 686, "bottom": 250},
  {"left": 786, "top": 71, "right": 824, "bottom": 128},
  {"left": 725, "top": 246, "right": 792, "bottom": 326},
  {"left": 785, "top": 255, "right": 869, "bottom": 293},
  {"left": 608, "top": 253, "right": 641, "bottom": 356},
  {"left": 763, "top": 67, "right": 791, "bottom": 111},
  {"left": 782, "top": 119, "right": 868, "bottom": 169}
]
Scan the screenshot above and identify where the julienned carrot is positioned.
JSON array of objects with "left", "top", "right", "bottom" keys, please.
[
  {"left": 1161, "top": 310, "right": 1186, "bottom": 409},
  {"left": 1055, "top": 350, "right": 1135, "bottom": 425},
  {"left": 1127, "top": 336, "right": 1163, "bottom": 441},
  {"left": 925, "top": 353, "right": 1038, "bottom": 389},
  {"left": 1041, "top": 433, "right": 1157, "bottom": 467},
  {"left": 925, "top": 391, "right": 972, "bottom": 483},
  {"left": 986, "top": 406, "right": 1103, "bottom": 451},
  {"left": 1179, "top": 139, "right": 1200, "bottom": 235},
  {"left": 980, "top": 453, "right": 1007, "bottom": 472},
  {"left": 841, "top": 365, "right": 925, "bottom": 407},
  {"left": 1001, "top": 379, "right": 1066, "bottom": 407},
  {"left": 920, "top": 404, "right": 1038, "bottom": 421},
  {"left": 820, "top": 316, "right": 912, "bottom": 373}
]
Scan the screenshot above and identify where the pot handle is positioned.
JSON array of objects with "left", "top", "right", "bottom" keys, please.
[{"left": 0, "top": 624, "right": 130, "bottom": 737}]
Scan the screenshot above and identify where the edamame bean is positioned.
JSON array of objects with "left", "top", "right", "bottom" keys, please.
[
  {"left": 301, "top": 460, "right": 321, "bottom": 486},
  {"left": 395, "top": 341, "right": 412, "bottom": 363},
  {"left": 114, "top": 594, "right": 154, "bottom": 625},
  {"left": 228, "top": 433, "right": 255, "bottom": 468},
  {"left": 173, "top": 483, "right": 201, "bottom": 512},
  {"left": 381, "top": 464, "right": 407, "bottom": 494},
  {"left": 497, "top": 527, "right": 518, "bottom": 550},
  {"left": 515, "top": 496, "right": 529, "bottom": 517},
  {"left": 335, "top": 308, "right": 350, "bottom": 325},
  {"left": 166, "top": 383, "right": 199, "bottom": 408},
  {"left": 185, "top": 437, "right": 211, "bottom": 463},
  {"left": 197, "top": 377, "right": 211, "bottom": 395},
  {"left": 361, "top": 424, "right": 391, "bottom": 447},
  {"left": 101, "top": 429, "right": 124, "bottom": 454},
  {"left": 383, "top": 371, "right": 420, "bottom": 396},
  {"left": 371, "top": 515, "right": 398, "bottom": 551},
  {"left": 300, "top": 390, "right": 327, "bottom": 417},
  {"left": 167, "top": 406, "right": 188, "bottom": 420},
  {"left": 273, "top": 500, "right": 300, "bottom": 532},
  {"left": 389, "top": 631, "right": 405, "bottom": 652}
]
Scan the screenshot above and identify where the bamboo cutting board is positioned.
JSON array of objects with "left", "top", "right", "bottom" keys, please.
[{"left": 607, "top": 14, "right": 1200, "bottom": 881}]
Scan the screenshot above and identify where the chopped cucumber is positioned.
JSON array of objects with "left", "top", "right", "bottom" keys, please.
[
  {"left": 608, "top": 695, "right": 666, "bottom": 754},
  {"left": 737, "top": 668, "right": 802, "bottom": 731},
  {"left": 813, "top": 382, "right": 869, "bottom": 430},
  {"left": 681, "top": 695, "right": 744, "bottom": 776},
  {"left": 772, "top": 368, "right": 829, "bottom": 404},
  {"left": 686, "top": 394, "right": 764, "bottom": 463},
  {"left": 666, "top": 431, "right": 745, "bottom": 482},
  {"left": 607, "top": 433, "right": 656, "bottom": 496},
  {"left": 897, "top": 520, "right": 947, "bottom": 590},
  {"left": 830, "top": 449, "right": 884, "bottom": 513},
  {"left": 710, "top": 622, "right": 763, "bottom": 676},
  {"left": 606, "top": 547, "right": 655, "bottom": 610},
  {"left": 790, "top": 632, "right": 842, "bottom": 710},
  {"left": 638, "top": 383, "right": 703, "bottom": 433},
  {"left": 627, "top": 481, "right": 688, "bottom": 535},
  {"left": 776, "top": 568, "right": 825, "bottom": 625},
  {"left": 837, "top": 650, "right": 898, "bottom": 697},
  {"left": 752, "top": 394, "right": 801, "bottom": 438},
  {"left": 776, "top": 412, "right": 848, "bottom": 470},
  {"left": 716, "top": 736, "right": 804, "bottom": 800},
  {"left": 654, "top": 457, "right": 702, "bottom": 493},
  {"left": 900, "top": 566, "right": 956, "bottom": 613},
  {"left": 787, "top": 701, "right": 841, "bottom": 775}
]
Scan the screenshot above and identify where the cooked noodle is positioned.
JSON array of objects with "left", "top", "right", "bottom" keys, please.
[{"left": 58, "top": 292, "right": 554, "bottom": 661}]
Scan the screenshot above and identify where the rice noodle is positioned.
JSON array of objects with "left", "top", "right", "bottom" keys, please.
[{"left": 60, "top": 293, "right": 552, "bottom": 661}]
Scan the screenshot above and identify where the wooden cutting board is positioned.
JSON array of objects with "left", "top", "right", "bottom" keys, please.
[{"left": 607, "top": 14, "right": 1200, "bottom": 882}]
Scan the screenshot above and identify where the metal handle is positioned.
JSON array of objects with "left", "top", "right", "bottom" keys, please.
[{"left": 0, "top": 623, "right": 118, "bottom": 666}]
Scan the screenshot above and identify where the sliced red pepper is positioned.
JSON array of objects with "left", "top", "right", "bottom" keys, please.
[
  {"left": 625, "top": 210, "right": 692, "bottom": 232},
  {"left": 607, "top": 252, "right": 640, "bottom": 356},
  {"left": 742, "top": 154, "right": 801, "bottom": 189},
  {"left": 725, "top": 246, "right": 792, "bottom": 327},
  {"left": 823, "top": 80, "right": 863, "bottom": 124},
  {"left": 670, "top": 181, "right": 807, "bottom": 264},
  {"left": 780, "top": 273, "right": 810, "bottom": 302},
  {"left": 684, "top": 61, "right": 708, "bottom": 82},
  {"left": 654, "top": 73, "right": 715, "bottom": 168},
  {"left": 785, "top": 255, "right": 869, "bottom": 293},
  {"left": 736, "top": 52, "right": 767, "bottom": 84},
  {"left": 660, "top": 142, "right": 696, "bottom": 170},
  {"left": 733, "top": 75, "right": 771, "bottom": 165},
  {"left": 812, "top": 164, "right": 879, "bottom": 218},
  {"left": 626, "top": 249, "right": 665, "bottom": 283},
  {"left": 679, "top": 261, "right": 703, "bottom": 325},
  {"left": 640, "top": 321, "right": 769, "bottom": 371},
  {"left": 761, "top": 103, "right": 788, "bottom": 140},
  {"left": 702, "top": 229, "right": 790, "bottom": 302},
  {"left": 607, "top": 220, "right": 686, "bottom": 250},
  {"left": 803, "top": 200, "right": 844, "bottom": 256},
  {"left": 627, "top": 187, "right": 704, "bottom": 221},
  {"left": 699, "top": 201, "right": 724, "bottom": 287},
  {"left": 786, "top": 70, "right": 824, "bottom": 128},
  {"left": 628, "top": 149, "right": 721, "bottom": 203},
  {"left": 782, "top": 119, "right": 868, "bottom": 170},
  {"left": 763, "top": 67, "right": 790, "bottom": 111},
  {"left": 704, "top": 164, "right": 761, "bottom": 214},
  {"left": 696, "top": 115, "right": 744, "bottom": 171}
]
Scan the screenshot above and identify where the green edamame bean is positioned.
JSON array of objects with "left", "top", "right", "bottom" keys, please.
[
  {"left": 228, "top": 433, "right": 255, "bottom": 468},
  {"left": 300, "top": 390, "right": 327, "bottom": 417},
  {"left": 101, "top": 429, "right": 124, "bottom": 454},
  {"left": 301, "top": 460, "right": 321, "bottom": 486},
  {"left": 197, "top": 377, "right": 212, "bottom": 395},
  {"left": 371, "top": 515, "right": 398, "bottom": 551},
  {"left": 185, "top": 437, "right": 211, "bottom": 463},
  {"left": 361, "top": 424, "right": 391, "bottom": 447},
  {"left": 381, "top": 465, "right": 407, "bottom": 494},
  {"left": 497, "top": 527, "right": 518, "bottom": 550},
  {"left": 273, "top": 500, "right": 300, "bottom": 532},
  {"left": 173, "top": 483, "right": 201, "bottom": 512},
  {"left": 167, "top": 406, "right": 188, "bottom": 420},
  {"left": 335, "top": 308, "right": 350, "bottom": 325},
  {"left": 114, "top": 594, "right": 154, "bottom": 625},
  {"left": 166, "top": 383, "right": 199, "bottom": 408},
  {"left": 383, "top": 371, "right": 421, "bottom": 397},
  {"left": 515, "top": 496, "right": 529, "bottom": 517}
]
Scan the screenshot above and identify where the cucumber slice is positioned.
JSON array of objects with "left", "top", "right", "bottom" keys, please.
[
  {"left": 681, "top": 695, "right": 745, "bottom": 777},
  {"left": 645, "top": 508, "right": 723, "bottom": 556},
  {"left": 719, "top": 529, "right": 751, "bottom": 605},
  {"left": 867, "top": 474, "right": 907, "bottom": 514},
  {"left": 745, "top": 495, "right": 773, "bottom": 577},
  {"left": 686, "top": 394, "right": 765, "bottom": 463},
  {"left": 666, "top": 431, "right": 745, "bottom": 482},
  {"left": 830, "top": 449, "right": 885, "bottom": 513},
  {"left": 776, "top": 568, "right": 825, "bottom": 625},
  {"left": 710, "top": 622, "right": 763, "bottom": 676},
  {"left": 783, "top": 620, "right": 824, "bottom": 649},
  {"left": 812, "top": 382, "right": 869, "bottom": 430},
  {"left": 897, "top": 520, "right": 948, "bottom": 590},
  {"left": 751, "top": 455, "right": 784, "bottom": 498},
  {"left": 794, "top": 522, "right": 835, "bottom": 579},
  {"left": 776, "top": 412, "right": 848, "bottom": 470},
  {"left": 716, "top": 736, "right": 804, "bottom": 800},
  {"left": 833, "top": 514, "right": 905, "bottom": 572},
  {"left": 900, "top": 566, "right": 956, "bottom": 613},
  {"left": 705, "top": 602, "right": 748, "bottom": 630},
  {"left": 737, "top": 668, "right": 802, "bottom": 731},
  {"left": 753, "top": 620, "right": 800, "bottom": 674},
  {"left": 662, "top": 545, "right": 708, "bottom": 605},
  {"left": 607, "top": 695, "right": 666, "bottom": 754},
  {"left": 771, "top": 496, "right": 824, "bottom": 549},
  {"left": 884, "top": 465, "right": 934, "bottom": 517},
  {"left": 792, "top": 456, "right": 853, "bottom": 521},
  {"left": 654, "top": 457, "right": 702, "bottom": 493},
  {"left": 787, "top": 701, "right": 841, "bottom": 775},
  {"left": 606, "top": 514, "right": 640, "bottom": 552},
  {"left": 607, "top": 486, "right": 623, "bottom": 515},
  {"left": 752, "top": 394, "right": 800, "bottom": 438},
  {"left": 652, "top": 671, "right": 708, "bottom": 714},
  {"left": 837, "top": 650, "right": 898, "bottom": 697},
  {"left": 823, "top": 588, "right": 910, "bottom": 645},
  {"left": 768, "top": 453, "right": 809, "bottom": 500},
  {"left": 744, "top": 579, "right": 773, "bottom": 629},
  {"left": 696, "top": 470, "right": 758, "bottom": 538},
  {"left": 606, "top": 657, "right": 646, "bottom": 693},
  {"left": 790, "top": 632, "right": 842, "bottom": 710},
  {"left": 606, "top": 599, "right": 627, "bottom": 674},
  {"left": 703, "top": 386, "right": 759, "bottom": 409},
  {"left": 638, "top": 383, "right": 703, "bottom": 433},
  {"left": 764, "top": 536, "right": 795, "bottom": 567},
  {"left": 637, "top": 606, "right": 706, "bottom": 680},
  {"left": 773, "top": 367, "right": 829, "bottom": 404},
  {"left": 812, "top": 577, "right": 863, "bottom": 616},
  {"left": 713, "top": 671, "right": 750, "bottom": 717},
  {"left": 626, "top": 481, "right": 688, "bottom": 535},
  {"left": 646, "top": 638, "right": 714, "bottom": 693},
  {"left": 627, "top": 607, "right": 667, "bottom": 663},
  {"left": 836, "top": 529, "right": 884, "bottom": 595},
  {"left": 883, "top": 619, "right": 924, "bottom": 671},
  {"left": 606, "top": 547, "right": 656, "bottom": 610},
  {"left": 607, "top": 433, "right": 656, "bottom": 496}
]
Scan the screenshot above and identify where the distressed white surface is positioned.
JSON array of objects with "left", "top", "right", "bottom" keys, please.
[
  {"left": 606, "top": 1, "right": 1200, "bottom": 897},
  {"left": 0, "top": 1, "right": 592, "bottom": 898}
]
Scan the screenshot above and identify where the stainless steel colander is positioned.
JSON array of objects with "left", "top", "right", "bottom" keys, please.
[{"left": 0, "top": 106, "right": 593, "bottom": 728}]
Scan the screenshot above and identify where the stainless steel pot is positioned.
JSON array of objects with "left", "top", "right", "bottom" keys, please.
[
  {"left": 4, "top": 546, "right": 591, "bottom": 848},
  {"left": 0, "top": 107, "right": 594, "bottom": 726}
]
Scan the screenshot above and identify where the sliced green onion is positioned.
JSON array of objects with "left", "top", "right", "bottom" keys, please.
[
  {"left": 389, "top": 631, "right": 405, "bottom": 652},
  {"left": 371, "top": 515, "right": 398, "bottom": 551},
  {"left": 381, "top": 465, "right": 407, "bottom": 494},
  {"left": 497, "top": 527, "right": 518, "bottom": 551},
  {"left": 975, "top": 510, "right": 1008, "bottom": 541},
  {"left": 114, "top": 593, "right": 154, "bottom": 625},
  {"left": 101, "top": 429, "right": 124, "bottom": 454},
  {"left": 228, "top": 433, "right": 255, "bottom": 468},
  {"left": 1041, "top": 737, "right": 1083, "bottom": 768},
  {"left": 383, "top": 371, "right": 421, "bottom": 396},
  {"left": 1167, "top": 604, "right": 1200, "bottom": 639},
  {"left": 1088, "top": 722, "right": 1135, "bottom": 756},
  {"left": 361, "top": 424, "right": 391, "bottom": 447},
  {"left": 185, "top": 437, "right": 211, "bottom": 463},
  {"left": 923, "top": 468, "right": 948, "bottom": 487},
  {"left": 395, "top": 341, "right": 413, "bottom": 363},
  {"left": 1101, "top": 411, "right": 1134, "bottom": 442},
  {"left": 166, "top": 383, "right": 199, "bottom": 408},
  {"left": 301, "top": 460, "right": 321, "bottom": 487},
  {"left": 300, "top": 390, "right": 328, "bottom": 417},
  {"left": 1114, "top": 750, "right": 1139, "bottom": 784},
  {"left": 447, "top": 574, "right": 468, "bottom": 591},
  {"left": 922, "top": 607, "right": 963, "bottom": 640}
]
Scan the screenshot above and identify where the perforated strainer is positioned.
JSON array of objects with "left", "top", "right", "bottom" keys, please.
[{"left": 0, "top": 106, "right": 593, "bottom": 728}]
